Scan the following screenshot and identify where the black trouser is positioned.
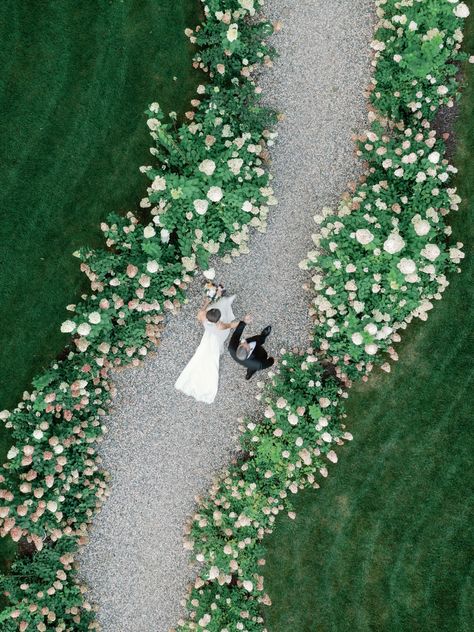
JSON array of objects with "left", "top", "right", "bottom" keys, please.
[{"left": 245, "top": 328, "right": 270, "bottom": 346}]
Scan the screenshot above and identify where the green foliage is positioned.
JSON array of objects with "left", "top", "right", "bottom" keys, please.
[
  {"left": 0, "top": 538, "right": 98, "bottom": 631},
  {"left": 0, "top": 0, "right": 469, "bottom": 629}
]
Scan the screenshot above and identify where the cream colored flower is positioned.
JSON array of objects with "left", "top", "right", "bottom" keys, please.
[
  {"left": 151, "top": 176, "right": 166, "bottom": 191},
  {"left": 207, "top": 186, "right": 223, "bottom": 202},
  {"left": 454, "top": 3, "right": 470, "bottom": 18},
  {"left": 355, "top": 228, "right": 374, "bottom": 245},
  {"left": 147, "top": 260, "right": 159, "bottom": 273},
  {"left": 88, "top": 312, "right": 101, "bottom": 324},
  {"left": 194, "top": 199, "right": 209, "bottom": 215},
  {"left": 198, "top": 159, "right": 216, "bottom": 176},
  {"left": 420, "top": 243, "right": 441, "bottom": 261},
  {"left": 60, "top": 320, "right": 76, "bottom": 333},
  {"left": 77, "top": 323, "right": 91, "bottom": 336},
  {"left": 203, "top": 268, "right": 215, "bottom": 280},
  {"left": 7, "top": 446, "right": 19, "bottom": 459},
  {"left": 227, "top": 158, "right": 244, "bottom": 174},
  {"left": 351, "top": 332, "right": 363, "bottom": 345},
  {"left": 226, "top": 24, "right": 239, "bottom": 42},
  {"left": 412, "top": 217, "right": 430, "bottom": 236},
  {"left": 365, "top": 343, "right": 378, "bottom": 355},
  {"left": 397, "top": 258, "right": 416, "bottom": 274},
  {"left": 143, "top": 226, "right": 156, "bottom": 238},
  {"left": 75, "top": 337, "right": 89, "bottom": 352},
  {"left": 383, "top": 232, "right": 405, "bottom": 254},
  {"left": 364, "top": 323, "right": 378, "bottom": 335},
  {"left": 146, "top": 118, "right": 159, "bottom": 131}
]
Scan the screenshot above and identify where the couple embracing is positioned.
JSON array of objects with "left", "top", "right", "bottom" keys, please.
[{"left": 175, "top": 293, "right": 274, "bottom": 404}]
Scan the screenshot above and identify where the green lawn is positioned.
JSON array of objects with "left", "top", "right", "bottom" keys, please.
[
  {"left": 0, "top": 0, "right": 200, "bottom": 416},
  {"left": 263, "top": 17, "right": 473, "bottom": 632},
  {"left": 0, "top": 0, "right": 199, "bottom": 575}
]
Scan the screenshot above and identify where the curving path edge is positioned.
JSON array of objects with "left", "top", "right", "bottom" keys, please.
[{"left": 78, "top": 2, "right": 374, "bottom": 630}]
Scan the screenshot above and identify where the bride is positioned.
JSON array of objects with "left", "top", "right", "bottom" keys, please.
[{"left": 174, "top": 293, "right": 238, "bottom": 404}]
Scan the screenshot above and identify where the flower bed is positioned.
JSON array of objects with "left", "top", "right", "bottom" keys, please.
[
  {"left": 175, "top": 1, "right": 469, "bottom": 630},
  {"left": 0, "top": 1, "right": 278, "bottom": 629}
]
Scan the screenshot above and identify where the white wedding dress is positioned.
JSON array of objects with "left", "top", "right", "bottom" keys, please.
[{"left": 174, "top": 295, "right": 236, "bottom": 404}]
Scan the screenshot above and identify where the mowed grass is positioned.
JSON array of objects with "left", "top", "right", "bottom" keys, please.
[
  {"left": 263, "top": 18, "right": 474, "bottom": 632},
  {"left": 0, "top": 0, "right": 200, "bottom": 416},
  {"left": 0, "top": 0, "right": 199, "bottom": 572}
]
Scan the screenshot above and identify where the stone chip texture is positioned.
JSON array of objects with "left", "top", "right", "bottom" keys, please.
[{"left": 77, "top": 1, "right": 374, "bottom": 630}]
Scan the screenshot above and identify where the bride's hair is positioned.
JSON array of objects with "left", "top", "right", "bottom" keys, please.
[{"left": 206, "top": 308, "right": 221, "bottom": 323}]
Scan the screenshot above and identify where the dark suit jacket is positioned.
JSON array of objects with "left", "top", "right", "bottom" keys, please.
[{"left": 228, "top": 321, "right": 272, "bottom": 371}]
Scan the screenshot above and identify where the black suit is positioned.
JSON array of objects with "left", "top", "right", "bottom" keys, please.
[{"left": 228, "top": 321, "right": 274, "bottom": 379}]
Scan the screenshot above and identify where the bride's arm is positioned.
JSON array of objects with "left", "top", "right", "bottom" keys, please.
[
  {"left": 217, "top": 320, "right": 239, "bottom": 330},
  {"left": 197, "top": 297, "right": 211, "bottom": 322}
]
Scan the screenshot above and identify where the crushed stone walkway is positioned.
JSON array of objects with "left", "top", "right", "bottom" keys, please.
[{"left": 78, "top": 2, "right": 374, "bottom": 630}]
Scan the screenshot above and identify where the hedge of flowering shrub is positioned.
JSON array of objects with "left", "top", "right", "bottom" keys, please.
[
  {"left": 0, "top": 0, "right": 278, "bottom": 628},
  {"left": 303, "top": 0, "right": 468, "bottom": 383},
  {"left": 175, "top": 1, "right": 469, "bottom": 630}
]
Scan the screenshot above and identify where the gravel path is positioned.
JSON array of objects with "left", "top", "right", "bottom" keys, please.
[{"left": 77, "top": 2, "right": 374, "bottom": 630}]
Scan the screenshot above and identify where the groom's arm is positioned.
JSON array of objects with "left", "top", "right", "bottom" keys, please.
[{"left": 228, "top": 321, "right": 246, "bottom": 353}]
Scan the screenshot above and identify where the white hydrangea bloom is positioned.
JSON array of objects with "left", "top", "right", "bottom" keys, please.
[
  {"left": 227, "top": 158, "right": 244, "bottom": 174},
  {"left": 420, "top": 243, "right": 441, "bottom": 261},
  {"left": 226, "top": 24, "right": 239, "bottom": 42},
  {"left": 60, "top": 320, "right": 76, "bottom": 333},
  {"left": 364, "top": 323, "right": 378, "bottom": 335},
  {"left": 151, "top": 176, "right": 166, "bottom": 191},
  {"left": 355, "top": 228, "right": 374, "bottom": 245},
  {"left": 194, "top": 199, "right": 209, "bottom": 215},
  {"left": 454, "top": 3, "right": 470, "bottom": 18},
  {"left": 203, "top": 268, "right": 216, "bottom": 280},
  {"left": 147, "top": 260, "right": 159, "bottom": 273},
  {"left": 143, "top": 226, "right": 156, "bottom": 238},
  {"left": 351, "top": 332, "right": 363, "bottom": 345},
  {"left": 207, "top": 186, "right": 223, "bottom": 202},
  {"left": 77, "top": 322, "right": 91, "bottom": 336},
  {"left": 397, "top": 258, "right": 417, "bottom": 274},
  {"left": 412, "top": 216, "right": 431, "bottom": 236},
  {"left": 88, "top": 312, "right": 101, "bottom": 324},
  {"left": 383, "top": 232, "right": 405, "bottom": 254},
  {"left": 198, "top": 159, "right": 216, "bottom": 176}
]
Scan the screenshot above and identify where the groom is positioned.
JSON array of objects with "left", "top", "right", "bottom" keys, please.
[{"left": 228, "top": 315, "right": 274, "bottom": 380}]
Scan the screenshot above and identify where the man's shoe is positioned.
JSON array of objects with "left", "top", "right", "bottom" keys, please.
[{"left": 261, "top": 325, "right": 272, "bottom": 338}]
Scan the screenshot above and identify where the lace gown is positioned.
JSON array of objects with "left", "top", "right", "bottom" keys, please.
[{"left": 174, "top": 295, "right": 235, "bottom": 404}]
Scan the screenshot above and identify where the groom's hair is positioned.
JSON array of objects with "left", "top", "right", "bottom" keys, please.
[
  {"left": 206, "top": 308, "right": 221, "bottom": 323},
  {"left": 236, "top": 345, "right": 248, "bottom": 361}
]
